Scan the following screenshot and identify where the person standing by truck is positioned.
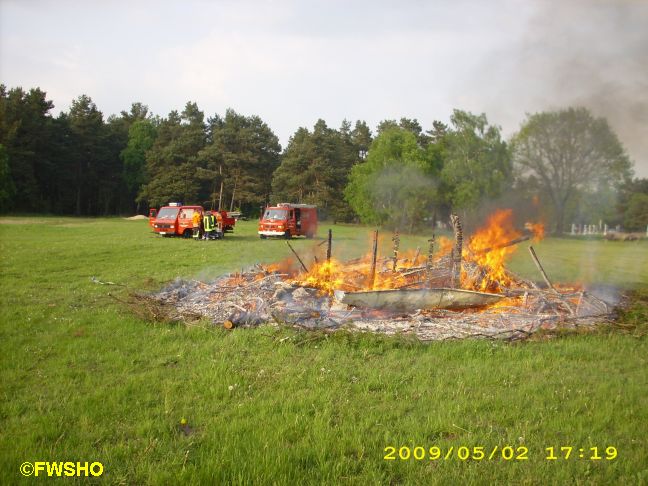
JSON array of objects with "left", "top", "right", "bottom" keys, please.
[
  {"left": 203, "top": 211, "right": 215, "bottom": 240},
  {"left": 192, "top": 209, "right": 202, "bottom": 239}
]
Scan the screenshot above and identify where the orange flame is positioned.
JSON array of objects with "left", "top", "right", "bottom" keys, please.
[
  {"left": 525, "top": 221, "right": 545, "bottom": 241},
  {"left": 260, "top": 210, "right": 545, "bottom": 296},
  {"left": 465, "top": 209, "right": 521, "bottom": 291}
]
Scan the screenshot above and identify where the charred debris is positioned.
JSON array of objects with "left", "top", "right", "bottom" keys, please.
[{"left": 148, "top": 212, "right": 615, "bottom": 342}]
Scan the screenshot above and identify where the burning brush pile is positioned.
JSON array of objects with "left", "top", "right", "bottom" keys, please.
[{"left": 152, "top": 210, "right": 614, "bottom": 341}]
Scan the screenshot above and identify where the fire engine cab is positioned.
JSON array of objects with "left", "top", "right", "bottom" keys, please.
[
  {"left": 148, "top": 203, "right": 238, "bottom": 237},
  {"left": 258, "top": 203, "right": 318, "bottom": 239},
  {"left": 150, "top": 203, "right": 203, "bottom": 237}
]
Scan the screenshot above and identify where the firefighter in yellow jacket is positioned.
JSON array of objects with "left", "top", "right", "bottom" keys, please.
[
  {"left": 192, "top": 210, "right": 202, "bottom": 239},
  {"left": 203, "top": 211, "right": 216, "bottom": 240}
]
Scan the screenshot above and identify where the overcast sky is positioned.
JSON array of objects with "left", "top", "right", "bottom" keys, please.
[{"left": 1, "top": 0, "right": 647, "bottom": 176}]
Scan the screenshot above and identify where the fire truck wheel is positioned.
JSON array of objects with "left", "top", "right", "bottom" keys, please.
[
  {"left": 260, "top": 234, "right": 267, "bottom": 239},
  {"left": 183, "top": 230, "right": 192, "bottom": 238},
  {"left": 284, "top": 231, "right": 291, "bottom": 239}
]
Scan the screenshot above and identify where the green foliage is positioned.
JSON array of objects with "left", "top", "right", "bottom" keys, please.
[
  {"left": 0, "top": 85, "right": 55, "bottom": 211},
  {"left": 122, "top": 120, "right": 157, "bottom": 199},
  {"left": 272, "top": 120, "right": 361, "bottom": 221},
  {"left": 617, "top": 178, "right": 648, "bottom": 227},
  {"left": 378, "top": 117, "right": 430, "bottom": 147},
  {"left": 513, "top": 107, "right": 633, "bottom": 233},
  {"left": 200, "top": 109, "right": 281, "bottom": 212},
  {"left": 139, "top": 105, "right": 281, "bottom": 212},
  {"left": 351, "top": 120, "right": 372, "bottom": 160},
  {"left": 139, "top": 104, "right": 207, "bottom": 207},
  {"left": 345, "top": 128, "right": 441, "bottom": 229},
  {"left": 67, "top": 95, "right": 110, "bottom": 215},
  {"left": 346, "top": 112, "right": 508, "bottom": 228},
  {"left": 441, "top": 110, "right": 511, "bottom": 210},
  {"left": 0, "top": 82, "right": 640, "bottom": 230},
  {"left": 0, "top": 144, "right": 16, "bottom": 211},
  {"left": 624, "top": 193, "right": 648, "bottom": 231}
]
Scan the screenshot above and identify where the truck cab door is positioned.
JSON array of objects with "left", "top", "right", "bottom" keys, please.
[
  {"left": 288, "top": 210, "right": 295, "bottom": 230},
  {"left": 149, "top": 208, "right": 157, "bottom": 227},
  {"left": 295, "top": 208, "right": 302, "bottom": 232}
]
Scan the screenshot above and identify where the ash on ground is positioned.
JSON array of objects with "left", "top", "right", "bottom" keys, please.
[{"left": 152, "top": 266, "right": 615, "bottom": 342}]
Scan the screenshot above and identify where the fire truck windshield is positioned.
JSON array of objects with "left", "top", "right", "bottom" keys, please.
[
  {"left": 157, "top": 207, "right": 179, "bottom": 219},
  {"left": 264, "top": 209, "right": 287, "bottom": 220}
]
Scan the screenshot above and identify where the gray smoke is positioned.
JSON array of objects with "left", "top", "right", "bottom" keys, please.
[{"left": 465, "top": 0, "right": 648, "bottom": 176}]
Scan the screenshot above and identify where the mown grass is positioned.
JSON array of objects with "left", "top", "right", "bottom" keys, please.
[{"left": 0, "top": 217, "right": 647, "bottom": 484}]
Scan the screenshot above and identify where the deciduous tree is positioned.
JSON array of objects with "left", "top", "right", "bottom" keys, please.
[
  {"left": 345, "top": 128, "right": 441, "bottom": 230},
  {"left": 513, "top": 107, "right": 632, "bottom": 233},
  {"left": 441, "top": 110, "right": 511, "bottom": 211}
]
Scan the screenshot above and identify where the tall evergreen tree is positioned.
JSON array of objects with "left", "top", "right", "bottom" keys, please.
[
  {"left": 272, "top": 119, "right": 358, "bottom": 220},
  {"left": 139, "top": 103, "right": 207, "bottom": 207},
  {"left": 0, "top": 85, "right": 55, "bottom": 211},
  {"left": 67, "top": 95, "right": 107, "bottom": 215},
  {"left": 351, "top": 120, "right": 372, "bottom": 160},
  {"left": 123, "top": 120, "right": 157, "bottom": 213},
  {"left": 0, "top": 144, "right": 16, "bottom": 212},
  {"left": 199, "top": 109, "right": 281, "bottom": 213}
]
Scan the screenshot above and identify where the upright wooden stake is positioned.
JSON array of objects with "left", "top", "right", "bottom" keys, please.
[
  {"left": 286, "top": 241, "right": 309, "bottom": 273},
  {"left": 326, "top": 229, "right": 332, "bottom": 262},
  {"left": 450, "top": 214, "right": 463, "bottom": 288},
  {"left": 528, "top": 246, "right": 557, "bottom": 294},
  {"left": 229, "top": 176, "right": 237, "bottom": 212},
  {"left": 413, "top": 246, "right": 421, "bottom": 264},
  {"left": 217, "top": 165, "right": 223, "bottom": 211},
  {"left": 426, "top": 234, "right": 435, "bottom": 288},
  {"left": 391, "top": 230, "right": 400, "bottom": 272},
  {"left": 369, "top": 230, "right": 379, "bottom": 289}
]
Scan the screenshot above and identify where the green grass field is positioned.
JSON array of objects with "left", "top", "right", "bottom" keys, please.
[{"left": 1, "top": 217, "right": 647, "bottom": 484}]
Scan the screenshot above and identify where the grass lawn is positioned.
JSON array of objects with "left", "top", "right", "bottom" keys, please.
[{"left": 0, "top": 217, "right": 647, "bottom": 484}]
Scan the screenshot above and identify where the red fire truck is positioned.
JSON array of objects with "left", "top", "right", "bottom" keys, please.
[
  {"left": 258, "top": 203, "right": 318, "bottom": 239},
  {"left": 149, "top": 203, "right": 237, "bottom": 237}
]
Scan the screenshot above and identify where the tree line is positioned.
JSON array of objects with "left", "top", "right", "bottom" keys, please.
[{"left": 1, "top": 84, "right": 646, "bottom": 232}]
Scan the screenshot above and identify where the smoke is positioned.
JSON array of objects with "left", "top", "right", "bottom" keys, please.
[
  {"left": 370, "top": 165, "right": 440, "bottom": 231},
  {"left": 463, "top": 0, "right": 648, "bottom": 176}
]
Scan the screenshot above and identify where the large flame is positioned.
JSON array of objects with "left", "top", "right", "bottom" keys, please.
[
  {"left": 257, "top": 209, "right": 545, "bottom": 296},
  {"left": 464, "top": 210, "right": 545, "bottom": 291},
  {"left": 465, "top": 209, "right": 521, "bottom": 291}
]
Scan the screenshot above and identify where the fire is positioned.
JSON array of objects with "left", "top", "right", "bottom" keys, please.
[
  {"left": 264, "top": 258, "right": 297, "bottom": 274},
  {"left": 436, "top": 236, "right": 454, "bottom": 256},
  {"left": 463, "top": 210, "right": 545, "bottom": 292},
  {"left": 301, "top": 259, "right": 347, "bottom": 295},
  {"left": 525, "top": 221, "right": 545, "bottom": 240},
  {"left": 465, "top": 209, "right": 521, "bottom": 291},
  {"left": 258, "top": 209, "right": 545, "bottom": 297},
  {"left": 296, "top": 257, "right": 409, "bottom": 294},
  {"left": 290, "top": 235, "right": 464, "bottom": 295}
]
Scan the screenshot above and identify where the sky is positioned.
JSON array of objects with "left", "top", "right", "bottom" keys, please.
[{"left": 1, "top": 0, "right": 647, "bottom": 176}]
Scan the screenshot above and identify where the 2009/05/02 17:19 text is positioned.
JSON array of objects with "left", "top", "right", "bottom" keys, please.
[{"left": 383, "top": 446, "right": 618, "bottom": 461}]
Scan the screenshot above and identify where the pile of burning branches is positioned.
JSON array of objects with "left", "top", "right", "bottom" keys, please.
[{"left": 151, "top": 210, "right": 615, "bottom": 342}]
